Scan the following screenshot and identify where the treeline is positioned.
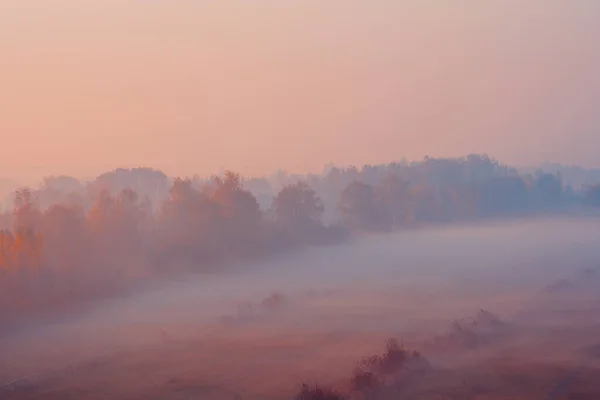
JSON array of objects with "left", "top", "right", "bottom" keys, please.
[{"left": 0, "top": 155, "right": 599, "bottom": 320}]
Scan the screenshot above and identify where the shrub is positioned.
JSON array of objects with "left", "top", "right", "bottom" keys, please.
[{"left": 294, "top": 384, "right": 347, "bottom": 400}]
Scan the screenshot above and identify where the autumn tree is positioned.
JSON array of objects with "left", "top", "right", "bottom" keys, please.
[
  {"left": 0, "top": 228, "right": 43, "bottom": 273},
  {"left": 210, "top": 171, "right": 263, "bottom": 258},
  {"left": 0, "top": 230, "right": 16, "bottom": 271},
  {"left": 7, "top": 188, "right": 44, "bottom": 271}
]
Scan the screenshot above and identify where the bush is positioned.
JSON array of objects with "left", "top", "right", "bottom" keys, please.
[
  {"left": 294, "top": 384, "right": 347, "bottom": 400},
  {"left": 350, "top": 338, "right": 430, "bottom": 397},
  {"left": 358, "top": 338, "right": 425, "bottom": 375},
  {"left": 350, "top": 369, "right": 381, "bottom": 393}
]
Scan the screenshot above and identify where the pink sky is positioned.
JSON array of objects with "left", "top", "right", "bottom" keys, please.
[{"left": 1, "top": 1, "right": 599, "bottom": 184}]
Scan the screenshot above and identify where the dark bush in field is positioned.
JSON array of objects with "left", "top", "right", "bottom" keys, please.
[
  {"left": 294, "top": 384, "right": 347, "bottom": 400},
  {"left": 349, "top": 369, "right": 381, "bottom": 393},
  {"left": 358, "top": 338, "right": 429, "bottom": 376},
  {"left": 293, "top": 339, "right": 429, "bottom": 399}
]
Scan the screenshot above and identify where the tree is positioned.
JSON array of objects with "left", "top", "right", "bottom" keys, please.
[
  {"left": 481, "top": 176, "right": 529, "bottom": 216},
  {"left": 0, "top": 230, "right": 16, "bottom": 271},
  {"left": 7, "top": 188, "right": 44, "bottom": 271},
  {"left": 156, "top": 179, "right": 221, "bottom": 267},
  {"left": 375, "top": 174, "right": 412, "bottom": 229},
  {"left": 87, "top": 188, "right": 152, "bottom": 274},
  {"left": 533, "top": 172, "right": 563, "bottom": 208},
  {"left": 13, "top": 187, "right": 42, "bottom": 232},
  {"left": 410, "top": 184, "right": 444, "bottom": 222},
  {"left": 211, "top": 172, "right": 260, "bottom": 222},
  {"left": 443, "top": 184, "right": 480, "bottom": 220},
  {"left": 41, "top": 204, "right": 89, "bottom": 271},
  {"left": 584, "top": 184, "right": 600, "bottom": 207},
  {"left": 338, "top": 181, "right": 381, "bottom": 231},
  {"left": 88, "top": 189, "right": 150, "bottom": 239},
  {"left": 36, "top": 176, "right": 84, "bottom": 209},
  {"left": 209, "top": 171, "right": 263, "bottom": 257},
  {"left": 89, "top": 167, "right": 170, "bottom": 211},
  {"left": 0, "top": 228, "right": 43, "bottom": 272},
  {"left": 271, "top": 181, "right": 324, "bottom": 231}
]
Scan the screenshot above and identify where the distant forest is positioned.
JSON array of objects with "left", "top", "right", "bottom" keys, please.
[{"left": 1, "top": 154, "right": 600, "bottom": 324}]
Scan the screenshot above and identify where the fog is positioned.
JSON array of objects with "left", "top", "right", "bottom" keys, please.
[
  {"left": 2, "top": 216, "right": 600, "bottom": 399},
  {"left": 4, "top": 2, "right": 600, "bottom": 397}
]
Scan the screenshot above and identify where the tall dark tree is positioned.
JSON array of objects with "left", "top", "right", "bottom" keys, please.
[{"left": 272, "top": 181, "right": 324, "bottom": 229}]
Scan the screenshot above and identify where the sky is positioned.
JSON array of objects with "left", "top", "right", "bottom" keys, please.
[{"left": 1, "top": 1, "right": 600, "bottom": 184}]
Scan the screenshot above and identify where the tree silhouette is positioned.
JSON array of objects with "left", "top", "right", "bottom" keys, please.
[
  {"left": 272, "top": 181, "right": 324, "bottom": 233},
  {"left": 338, "top": 181, "right": 381, "bottom": 231}
]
